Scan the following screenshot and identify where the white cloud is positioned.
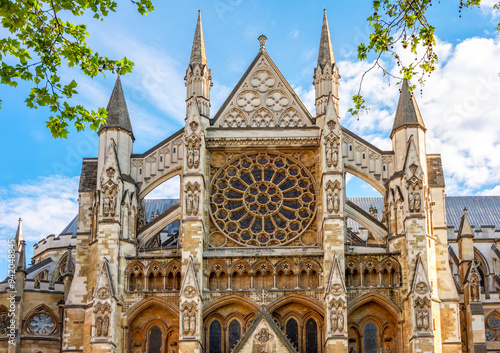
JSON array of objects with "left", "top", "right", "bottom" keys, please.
[
  {"left": 0, "top": 176, "right": 79, "bottom": 243},
  {"left": 145, "top": 175, "right": 181, "bottom": 199}
]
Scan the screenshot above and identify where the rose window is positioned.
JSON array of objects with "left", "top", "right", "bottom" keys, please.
[
  {"left": 28, "top": 311, "right": 56, "bottom": 335},
  {"left": 210, "top": 152, "right": 316, "bottom": 246},
  {"left": 486, "top": 315, "right": 500, "bottom": 341}
]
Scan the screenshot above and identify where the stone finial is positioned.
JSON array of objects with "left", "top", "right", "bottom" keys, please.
[{"left": 258, "top": 34, "right": 267, "bottom": 51}]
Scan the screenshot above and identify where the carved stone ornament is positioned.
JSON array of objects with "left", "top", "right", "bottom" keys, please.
[
  {"left": 182, "top": 307, "right": 198, "bottom": 336},
  {"left": 327, "top": 120, "right": 336, "bottom": 130},
  {"left": 106, "top": 167, "right": 115, "bottom": 178},
  {"left": 184, "top": 286, "right": 196, "bottom": 298},
  {"left": 97, "top": 287, "right": 110, "bottom": 299},
  {"left": 408, "top": 186, "right": 422, "bottom": 213},
  {"left": 186, "top": 134, "right": 201, "bottom": 170},
  {"left": 189, "top": 121, "right": 199, "bottom": 133},
  {"left": 415, "top": 282, "right": 428, "bottom": 295},
  {"left": 331, "top": 283, "right": 343, "bottom": 296},
  {"left": 414, "top": 298, "right": 430, "bottom": 332},
  {"left": 185, "top": 182, "right": 201, "bottom": 217},
  {"left": 325, "top": 180, "right": 341, "bottom": 215},
  {"left": 324, "top": 134, "right": 339, "bottom": 168},
  {"left": 255, "top": 328, "right": 273, "bottom": 344}
]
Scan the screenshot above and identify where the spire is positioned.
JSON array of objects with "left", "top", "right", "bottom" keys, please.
[
  {"left": 458, "top": 208, "right": 474, "bottom": 239},
  {"left": 317, "top": 9, "right": 336, "bottom": 69},
  {"left": 189, "top": 10, "right": 207, "bottom": 67},
  {"left": 15, "top": 217, "right": 23, "bottom": 251},
  {"left": 392, "top": 80, "right": 426, "bottom": 133},
  {"left": 16, "top": 240, "right": 26, "bottom": 272},
  {"left": 99, "top": 76, "right": 134, "bottom": 137}
]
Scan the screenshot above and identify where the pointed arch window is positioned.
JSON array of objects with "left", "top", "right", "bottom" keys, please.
[
  {"left": 147, "top": 325, "right": 162, "bottom": 353},
  {"left": 363, "top": 321, "right": 378, "bottom": 353},
  {"left": 228, "top": 320, "right": 241, "bottom": 352},
  {"left": 286, "top": 318, "right": 299, "bottom": 351},
  {"left": 305, "top": 319, "right": 318, "bottom": 353},
  {"left": 209, "top": 320, "right": 222, "bottom": 353}
]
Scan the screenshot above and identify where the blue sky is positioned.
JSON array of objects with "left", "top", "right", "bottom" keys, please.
[{"left": 0, "top": 0, "right": 499, "bottom": 277}]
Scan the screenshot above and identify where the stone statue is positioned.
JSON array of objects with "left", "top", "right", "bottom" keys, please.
[
  {"left": 186, "top": 192, "right": 193, "bottom": 216},
  {"left": 338, "top": 310, "right": 344, "bottom": 332},
  {"left": 96, "top": 317, "right": 103, "bottom": 337},
  {"left": 333, "top": 191, "right": 340, "bottom": 213},
  {"left": 187, "top": 146, "right": 194, "bottom": 169},
  {"left": 422, "top": 309, "right": 429, "bottom": 330},
  {"left": 326, "top": 143, "right": 333, "bottom": 167},
  {"left": 414, "top": 191, "right": 421, "bottom": 212},
  {"left": 333, "top": 143, "right": 339, "bottom": 167},
  {"left": 416, "top": 309, "right": 423, "bottom": 331},
  {"left": 183, "top": 310, "right": 190, "bottom": 335},
  {"left": 408, "top": 191, "right": 415, "bottom": 212},
  {"left": 471, "top": 280, "right": 480, "bottom": 302},
  {"left": 103, "top": 314, "right": 109, "bottom": 337},
  {"left": 103, "top": 197, "right": 110, "bottom": 217},
  {"left": 193, "top": 148, "right": 200, "bottom": 168},
  {"left": 330, "top": 309, "right": 338, "bottom": 333},
  {"left": 189, "top": 312, "right": 197, "bottom": 336},
  {"left": 193, "top": 191, "right": 199, "bottom": 216},
  {"left": 109, "top": 195, "right": 115, "bottom": 217},
  {"left": 327, "top": 191, "right": 334, "bottom": 214}
]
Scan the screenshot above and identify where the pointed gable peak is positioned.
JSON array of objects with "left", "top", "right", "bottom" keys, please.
[
  {"left": 180, "top": 255, "right": 200, "bottom": 296},
  {"left": 94, "top": 258, "right": 115, "bottom": 299},
  {"left": 189, "top": 10, "right": 207, "bottom": 68},
  {"left": 213, "top": 50, "right": 314, "bottom": 127},
  {"left": 392, "top": 79, "right": 426, "bottom": 133},
  {"left": 410, "top": 253, "right": 431, "bottom": 295},
  {"left": 458, "top": 208, "right": 474, "bottom": 238},
  {"left": 100, "top": 76, "right": 134, "bottom": 138},
  {"left": 322, "top": 94, "right": 340, "bottom": 130},
  {"left": 317, "top": 9, "right": 336, "bottom": 69}
]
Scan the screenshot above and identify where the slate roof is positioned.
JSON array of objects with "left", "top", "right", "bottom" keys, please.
[
  {"left": 59, "top": 215, "right": 78, "bottom": 237},
  {"left": 78, "top": 159, "right": 98, "bottom": 192},
  {"left": 427, "top": 155, "right": 445, "bottom": 187},
  {"left": 26, "top": 257, "right": 53, "bottom": 275},
  {"left": 348, "top": 196, "right": 500, "bottom": 232}
]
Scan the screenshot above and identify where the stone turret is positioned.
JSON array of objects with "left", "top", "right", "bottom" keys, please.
[
  {"left": 314, "top": 10, "right": 340, "bottom": 121},
  {"left": 391, "top": 80, "right": 427, "bottom": 173},
  {"left": 97, "top": 75, "right": 134, "bottom": 179},
  {"left": 185, "top": 10, "right": 212, "bottom": 119}
]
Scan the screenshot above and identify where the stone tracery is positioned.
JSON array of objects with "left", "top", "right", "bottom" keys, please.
[{"left": 209, "top": 152, "right": 316, "bottom": 246}]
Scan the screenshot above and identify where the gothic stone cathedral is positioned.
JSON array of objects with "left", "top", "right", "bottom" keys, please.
[{"left": 2, "top": 10, "right": 500, "bottom": 353}]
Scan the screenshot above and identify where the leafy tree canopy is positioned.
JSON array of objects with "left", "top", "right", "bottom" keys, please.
[
  {"left": 0, "top": 0, "right": 498, "bottom": 137},
  {"left": 0, "top": 0, "right": 153, "bottom": 138},
  {"left": 349, "top": 0, "right": 500, "bottom": 116}
]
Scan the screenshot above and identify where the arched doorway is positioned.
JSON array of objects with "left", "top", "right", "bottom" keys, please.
[
  {"left": 127, "top": 298, "right": 179, "bottom": 353},
  {"left": 347, "top": 295, "right": 400, "bottom": 353}
]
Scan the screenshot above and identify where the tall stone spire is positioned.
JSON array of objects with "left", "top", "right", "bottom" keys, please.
[
  {"left": 14, "top": 217, "right": 23, "bottom": 251},
  {"left": 99, "top": 76, "right": 134, "bottom": 138},
  {"left": 185, "top": 10, "right": 212, "bottom": 119},
  {"left": 314, "top": 9, "right": 340, "bottom": 121},
  {"left": 317, "top": 9, "right": 336, "bottom": 69},
  {"left": 16, "top": 241, "right": 26, "bottom": 272},
  {"left": 189, "top": 10, "right": 207, "bottom": 68},
  {"left": 392, "top": 79, "right": 426, "bottom": 135}
]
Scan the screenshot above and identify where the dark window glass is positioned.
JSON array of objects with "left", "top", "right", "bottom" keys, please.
[
  {"left": 209, "top": 320, "right": 222, "bottom": 353},
  {"left": 286, "top": 318, "right": 299, "bottom": 351},
  {"left": 364, "top": 321, "right": 378, "bottom": 353},
  {"left": 148, "top": 325, "right": 162, "bottom": 353},
  {"left": 228, "top": 320, "right": 241, "bottom": 352},
  {"left": 305, "top": 319, "right": 317, "bottom": 353}
]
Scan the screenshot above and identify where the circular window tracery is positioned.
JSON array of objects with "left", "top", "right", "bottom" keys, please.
[
  {"left": 209, "top": 152, "right": 316, "bottom": 246},
  {"left": 27, "top": 310, "right": 56, "bottom": 335}
]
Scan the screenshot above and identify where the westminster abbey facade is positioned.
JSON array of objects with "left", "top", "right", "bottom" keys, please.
[{"left": 2, "top": 10, "right": 500, "bottom": 353}]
